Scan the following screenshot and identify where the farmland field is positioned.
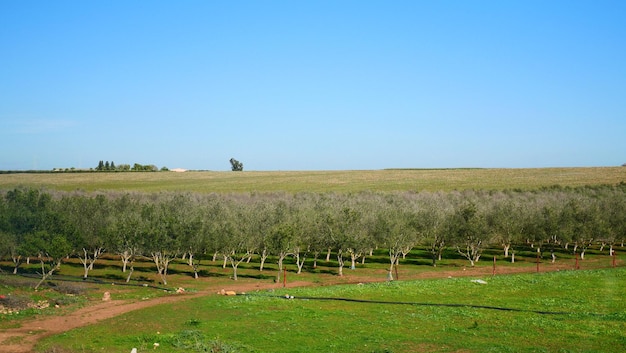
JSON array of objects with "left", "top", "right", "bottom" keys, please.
[{"left": 1, "top": 167, "right": 625, "bottom": 193}]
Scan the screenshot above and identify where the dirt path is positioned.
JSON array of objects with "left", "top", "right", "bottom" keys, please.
[
  {"left": 0, "top": 281, "right": 290, "bottom": 353},
  {"left": 0, "top": 264, "right": 585, "bottom": 353}
]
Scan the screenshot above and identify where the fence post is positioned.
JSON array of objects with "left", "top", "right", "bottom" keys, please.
[
  {"left": 493, "top": 256, "right": 496, "bottom": 276},
  {"left": 613, "top": 252, "right": 617, "bottom": 268},
  {"left": 536, "top": 252, "right": 540, "bottom": 273}
]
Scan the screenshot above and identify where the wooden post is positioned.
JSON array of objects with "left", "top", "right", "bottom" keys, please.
[
  {"left": 613, "top": 252, "right": 616, "bottom": 268},
  {"left": 283, "top": 267, "right": 286, "bottom": 288},
  {"left": 536, "top": 252, "right": 540, "bottom": 273},
  {"left": 492, "top": 256, "right": 496, "bottom": 276},
  {"left": 395, "top": 263, "right": 399, "bottom": 281},
  {"left": 575, "top": 253, "right": 579, "bottom": 270}
]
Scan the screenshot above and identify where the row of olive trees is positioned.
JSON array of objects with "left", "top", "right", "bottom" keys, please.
[{"left": 1, "top": 185, "right": 625, "bottom": 285}]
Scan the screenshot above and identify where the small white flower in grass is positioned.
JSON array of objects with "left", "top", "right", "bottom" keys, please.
[{"left": 153, "top": 342, "right": 160, "bottom": 349}]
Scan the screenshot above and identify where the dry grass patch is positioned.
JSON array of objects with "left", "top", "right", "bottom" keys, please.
[{"left": 1, "top": 167, "right": 624, "bottom": 193}]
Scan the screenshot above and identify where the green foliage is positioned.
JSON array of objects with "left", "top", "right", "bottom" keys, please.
[
  {"left": 230, "top": 158, "right": 244, "bottom": 171},
  {"left": 2, "top": 185, "right": 626, "bottom": 274}
]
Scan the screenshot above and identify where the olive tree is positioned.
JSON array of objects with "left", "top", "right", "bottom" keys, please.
[
  {"left": 106, "top": 194, "right": 146, "bottom": 282},
  {"left": 140, "top": 198, "right": 181, "bottom": 286},
  {"left": 451, "top": 199, "right": 490, "bottom": 267},
  {"left": 599, "top": 191, "right": 626, "bottom": 255},
  {"left": 561, "top": 197, "right": 597, "bottom": 260},
  {"left": 60, "top": 194, "right": 111, "bottom": 278},
  {"left": 3, "top": 188, "right": 46, "bottom": 273},
  {"left": 216, "top": 199, "right": 254, "bottom": 281},
  {"left": 486, "top": 192, "right": 528, "bottom": 258},
  {"left": 327, "top": 198, "right": 363, "bottom": 277}
]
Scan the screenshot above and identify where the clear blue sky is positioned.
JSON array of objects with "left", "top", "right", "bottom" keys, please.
[{"left": 1, "top": 1, "right": 625, "bottom": 171}]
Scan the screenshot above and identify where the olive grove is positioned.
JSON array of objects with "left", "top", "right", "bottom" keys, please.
[{"left": 1, "top": 184, "right": 625, "bottom": 282}]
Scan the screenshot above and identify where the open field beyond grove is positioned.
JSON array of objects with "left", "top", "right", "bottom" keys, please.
[{"left": 1, "top": 167, "right": 625, "bottom": 193}]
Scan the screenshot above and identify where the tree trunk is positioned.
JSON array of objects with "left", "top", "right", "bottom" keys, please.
[
  {"left": 296, "top": 257, "right": 306, "bottom": 274},
  {"left": 276, "top": 255, "right": 286, "bottom": 283},
  {"left": 152, "top": 252, "right": 171, "bottom": 285},
  {"left": 188, "top": 257, "right": 200, "bottom": 279},
  {"left": 326, "top": 247, "right": 332, "bottom": 262},
  {"left": 229, "top": 253, "right": 252, "bottom": 281},
  {"left": 125, "top": 264, "right": 134, "bottom": 283},
  {"left": 231, "top": 259, "right": 239, "bottom": 281},
  {"left": 388, "top": 253, "right": 399, "bottom": 281},
  {"left": 80, "top": 248, "right": 104, "bottom": 279},
  {"left": 12, "top": 255, "right": 22, "bottom": 274},
  {"left": 337, "top": 252, "right": 344, "bottom": 276},
  {"left": 350, "top": 252, "right": 357, "bottom": 270},
  {"left": 121, "top": 254, "right": 129, "bottom": 273},
  {"left": 35, "top": 260, "right": 62, "bottom": 290},
  {"left": 259, "top": 248, "right": 268, "bottom": 271},
  {"left": 511, "top": 252, "right": 515, "bottom": 263},
  {"left": 294, "top": 251, "right": 307, "bottom": 274},
  {"left": 551, "top": 251, "right": 556, "bottom": 263},
  {"left": 81, "top": 249, "right": 90, "bottom": 279},
  {"left": 504, "top": 244, "right": 510, "bottom": 258}
]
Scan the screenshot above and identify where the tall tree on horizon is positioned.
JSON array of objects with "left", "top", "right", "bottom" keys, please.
[{"left": 229, "top": 158, "right": 243, "bottom": 171}]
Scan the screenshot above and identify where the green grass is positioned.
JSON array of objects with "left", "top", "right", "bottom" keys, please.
[
  {"left": 1, "top": 167, "right": 625, "bottom": 193},
  {"left": 37, "top": 267, "right": 626, "bottom": 353}
]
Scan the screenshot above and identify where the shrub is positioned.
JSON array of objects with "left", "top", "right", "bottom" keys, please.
[
  {"left": 0, "top": 294, "right": 32, "bottom": 310},
  {"left": 49, "top": 282, "right": 87, "bottom": 295}
]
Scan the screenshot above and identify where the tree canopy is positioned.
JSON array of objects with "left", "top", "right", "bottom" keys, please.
[{"left": 1, "top": 184, "right": 625, "bottom": 282}]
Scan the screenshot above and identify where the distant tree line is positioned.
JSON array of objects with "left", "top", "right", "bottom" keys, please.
[
  {"left": 95, "top": 161, "right": 166, "bottom": 172},
  {"left": 1, "top": 184, "right": 625, "bottom": 286}
]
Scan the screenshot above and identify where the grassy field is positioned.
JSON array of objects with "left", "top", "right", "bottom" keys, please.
[
  {"left": 36, "top": 267, "right": 626, "bottom": 353},
  {"left": 1, "top": 244, "right": 623, "bottom": 352},
  {"left": 1, "top": 167, "right": 625, "bottom": 193}
]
